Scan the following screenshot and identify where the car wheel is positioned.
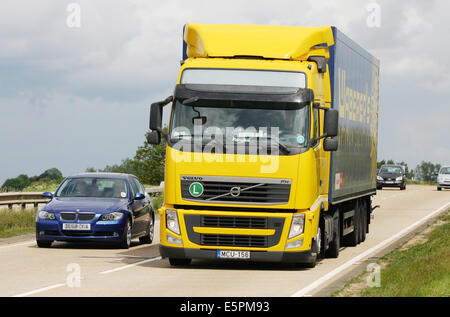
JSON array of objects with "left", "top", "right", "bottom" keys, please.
[
  {"left": 37, "top": 240, "right": 52, "bottom": 248},
  {"left": 119, "top": 218, "right": 132, "bottom": 249},
  {"left": 437, "top": 187, "right": 442, "bottom": 191},
  {"left": 139, "top": 213, "right": 154, "bottom": 244}
]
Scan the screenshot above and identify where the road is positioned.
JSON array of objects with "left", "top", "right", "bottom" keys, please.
[{"left": 0, "top": 185, "right": 449, "bottom": 297}]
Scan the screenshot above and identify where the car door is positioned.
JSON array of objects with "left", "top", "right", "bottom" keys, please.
[{"left": 129, "top": 177, "right": 148, "bottom": 236}]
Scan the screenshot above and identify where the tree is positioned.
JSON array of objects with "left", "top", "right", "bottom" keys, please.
[
  {"left": 2, "top": 174, "right": 32, "bottom": 191},
  {"left": 415, "top": 161, "right": 441, "bottom": 182}
]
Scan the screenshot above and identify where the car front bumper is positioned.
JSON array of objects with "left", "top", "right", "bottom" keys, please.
[{"left": 36, "top": 219, "right": 125, "bottom": 242}]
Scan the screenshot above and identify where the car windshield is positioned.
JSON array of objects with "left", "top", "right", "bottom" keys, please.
[
  {"left": 380, "top": 166, "right": 403, "bottom": 174},
  {"left": 55, "top": 177, "right": 128, "bottom": 198},
  {"left": 440, "top": 167, "right": 450, "bottom": 174},
  {"left": 170, "top": 99, "right": 309, "bottom": 148}
]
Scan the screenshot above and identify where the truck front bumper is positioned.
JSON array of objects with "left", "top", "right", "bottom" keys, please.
[{"left": 160, "top": 245, "right": 316, "bottom": 264}]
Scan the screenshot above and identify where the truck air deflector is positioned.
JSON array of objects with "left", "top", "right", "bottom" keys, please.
[{"left": 174, "top": 84, "right": 314, "bottom": 106}]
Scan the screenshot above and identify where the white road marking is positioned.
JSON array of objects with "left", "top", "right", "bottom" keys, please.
[
  {"left": 12, "top": 283, "right": 65, "bottom": 297},
  {"left": 0, "top": 240, "right": 35, "bottom": 250},
  {"left": 291, "top": 201, "right": 450, "bottom": 297},
  {"left": 99, "top": 256, "right": 162, "bottom": 274}
]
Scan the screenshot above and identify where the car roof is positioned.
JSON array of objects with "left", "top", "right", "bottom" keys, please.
[{"left": 68, "top": 172, "right": 135, "bottom": 180}]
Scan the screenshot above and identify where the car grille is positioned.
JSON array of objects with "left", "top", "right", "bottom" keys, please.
[
  {"left": 60, "top": 212, "right": 76, "bottom": 221},
  {"left": 181, "top": 176, "right": 291, "bottom": 205},
  {"left": 60, "top": 212, "right": 95, "bottom": 221},
  {"left": 78, "top": 213, "right": 95, "bottom": 221},
  {"left": 201, "top": 234, "right": 267, "bottom": 248}
]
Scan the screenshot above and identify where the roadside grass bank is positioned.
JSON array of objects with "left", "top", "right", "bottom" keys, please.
[
  {"left": 333, "top": 210, "right": 450, "bottom": 297},
  {"left": 0, "top": 208, "right": 37, "bottom": 238}
]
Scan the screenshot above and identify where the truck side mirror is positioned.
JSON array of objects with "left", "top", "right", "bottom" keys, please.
[
  {"left": 324, "top": 109, "right": 338, "bottom": 137},
  {"left": 150, "top": 103, "right": 163, "bottom": 131},
  {"left": 323, "top": 138, "right": 338, "bottom": 152},
  {"left": 147, "top": 130, "right": 161, "bottom": 145}
]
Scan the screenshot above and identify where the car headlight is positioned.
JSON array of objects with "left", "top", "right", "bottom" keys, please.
[
  {"left": 38, "top": 210, "right": 56, "bottom": 220},
  {"left": 99, "top": 212, "right": 124, "bottom": 221},
  {"left": 166, "top": 209, "right": 180, "bottom": 235},
  {"left": 377, "top": 176, "right": 383, "bottom": 181},
  {"left": 288, "top": 214, "right": 305, "bottom": 239},
  {"left": 396, "top": 176, "right": 403, "bottom": 181}
]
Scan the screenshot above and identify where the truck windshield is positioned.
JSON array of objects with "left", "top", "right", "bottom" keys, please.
[{"left": 170, "top": 99, "right": 309, "bottom": 149}]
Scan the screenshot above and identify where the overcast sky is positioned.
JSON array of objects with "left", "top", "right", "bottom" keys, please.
[{"left": 0, "top": 0, "right": 449, "bottom": 184}]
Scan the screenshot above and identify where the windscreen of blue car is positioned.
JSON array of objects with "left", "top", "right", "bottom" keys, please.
[{"left": 55, "top": 178, "right": 128, "bottom": 198}]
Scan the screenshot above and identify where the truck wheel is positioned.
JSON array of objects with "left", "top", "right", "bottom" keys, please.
[
  {"left": 169, "top": 258, "right": 192, "bottom": 266},
  {"left": 360, "top": 200, "right": 367, "bottom": 243},
  {"left": 344, "top": 202, "right": 360, "bottom": 247},
  {"left": 325, "top": 211, "right": 340, "bottom": 258}
]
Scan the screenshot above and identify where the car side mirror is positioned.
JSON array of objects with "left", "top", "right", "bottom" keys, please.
[
  {"left": 134, "top": 193, "right": 145, "bottom": 200},
  {"left": 42, "top": 192, "right": 53, "bottom": 199},
  {"left": 324, "top": 109, "right": 339, "bottom": 137},
  {"left": 323, "top": 138, "right": 338, "bottom": 152}
]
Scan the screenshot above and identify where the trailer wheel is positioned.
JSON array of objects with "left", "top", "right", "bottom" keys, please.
[{"left": 360, "top": 200, "right": 367, "bottom": 243}]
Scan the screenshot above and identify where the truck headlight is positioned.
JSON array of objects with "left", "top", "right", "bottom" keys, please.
[
  {"left": 99, "top": 212, "right": 123, "bottom": 221},
  {"left": 288, "top": 214, "right": 305, "bottom": 239},
  {"left": 38, "top": 210, "right": 56, "bottom": 220},
  {"left": 166, "top": 209, "right": 181, "bottom": 235}
]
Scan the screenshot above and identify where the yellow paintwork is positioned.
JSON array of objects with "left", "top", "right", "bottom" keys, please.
[
  {"left": 184, "top": 23, "right": 334, "bottom": 61},
  {"left": 161, "top": 24, "right": 335, "bottom": 256},
  {"left": 193, "top": 227, "right": 276, "bottom": 236}
]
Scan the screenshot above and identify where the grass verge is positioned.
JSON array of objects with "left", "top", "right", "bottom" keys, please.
[
  {"left": 0, "top": 208, "right": 37, "bottom": 238},
  {"left": 333, "top": 210, "right": 450, "bottom": 297}
]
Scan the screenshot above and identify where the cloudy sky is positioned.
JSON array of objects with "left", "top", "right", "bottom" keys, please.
[{"left": 0, "top": 0, "right": 449, "bottom": 184}]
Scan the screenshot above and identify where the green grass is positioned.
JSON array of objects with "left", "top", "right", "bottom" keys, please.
[
  {"left": 0, "top": 208, "right": 37, "bottom": 238},
  {"left": 334, "top": 211, "right": 450, "bottom": 297}
]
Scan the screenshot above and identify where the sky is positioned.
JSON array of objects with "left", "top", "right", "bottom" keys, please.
[{"left": 0, "top": 0, "right": 449, "bottom": 184}]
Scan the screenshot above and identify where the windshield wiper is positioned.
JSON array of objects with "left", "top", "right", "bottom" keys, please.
[{"left": 255, "top": 136, "right": 290, "bottom": 155}]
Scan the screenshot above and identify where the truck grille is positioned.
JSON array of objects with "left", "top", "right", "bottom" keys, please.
[
  {"left": 201, "top": 215, "right": 268, "bottom": 229},
  {"left": 201, "top": 234, "right": 267, "bottom": 248},
  {"left": 184, "top": 214, "right": 285, "bottom": 248},
  {"left": 181, "top": 176, "right": 291, "bottom": 205}
]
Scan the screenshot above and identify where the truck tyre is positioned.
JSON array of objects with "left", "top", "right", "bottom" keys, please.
[
  {"left": 361, "top": 201, "right": 367, "bottom": 243},
  {"left": 325, "top": 211, "right": 340, "bottom": 258},
  {"left": 344, "top": 201, "right": 360, "bottom": 247},
  {"left": 169, "top": 258, "right": 192, "bottom": 266}
]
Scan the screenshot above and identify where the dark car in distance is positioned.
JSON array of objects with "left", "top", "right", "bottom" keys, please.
[
  {"left": 36, "top": 173, "right": 155, "bottom": 249},
  {"left": 377, "top": 165, "right": 406, "bottom": 190}
]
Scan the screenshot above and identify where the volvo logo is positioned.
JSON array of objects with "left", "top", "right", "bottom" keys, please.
[{"left": 230, "top": 187, "right": 241, "bottom": 197}]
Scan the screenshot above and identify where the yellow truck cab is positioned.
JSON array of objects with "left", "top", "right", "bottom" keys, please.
[{"left": 148, "top": 23, "right": 379, "bottom": 267}]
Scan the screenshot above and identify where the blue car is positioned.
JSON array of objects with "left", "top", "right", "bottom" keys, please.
[{"left": 36, "top": 173, "right": 155, "bottom": 249}]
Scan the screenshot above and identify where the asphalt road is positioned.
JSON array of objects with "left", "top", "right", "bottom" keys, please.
[{"left": 0, "top": 185, "right": 449, "bottom": 297}]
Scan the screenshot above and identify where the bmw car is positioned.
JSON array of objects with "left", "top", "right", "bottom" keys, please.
[{"left": 36, "top": 173, "right": 155, "bottom": 249}]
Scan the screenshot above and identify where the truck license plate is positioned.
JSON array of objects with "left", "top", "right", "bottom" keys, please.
[
  {"left": 63, "top": 223, "right": 91, "bottom": 230},
  {"left": 217, "top": 250, "right": 250, "bottom": 259}
]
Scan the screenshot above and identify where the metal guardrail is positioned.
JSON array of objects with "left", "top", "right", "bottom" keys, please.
[{"left": 0, "top": 186, "right": 164, "bottom": 209}]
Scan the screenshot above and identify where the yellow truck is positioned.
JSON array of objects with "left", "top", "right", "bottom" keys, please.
[{"left": 147, "top": 23, "right": 379, "bottom": 267}]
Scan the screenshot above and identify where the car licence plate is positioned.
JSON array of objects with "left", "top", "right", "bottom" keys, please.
[
  {"left": 63, "top": 223, "right": 91, "bottom": 231},
  {"left": 217, "top": 250, "right": 250, "bottom": 259},
  {"left": 385, "top": 181, "right": 394, "bottom": 184}
]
